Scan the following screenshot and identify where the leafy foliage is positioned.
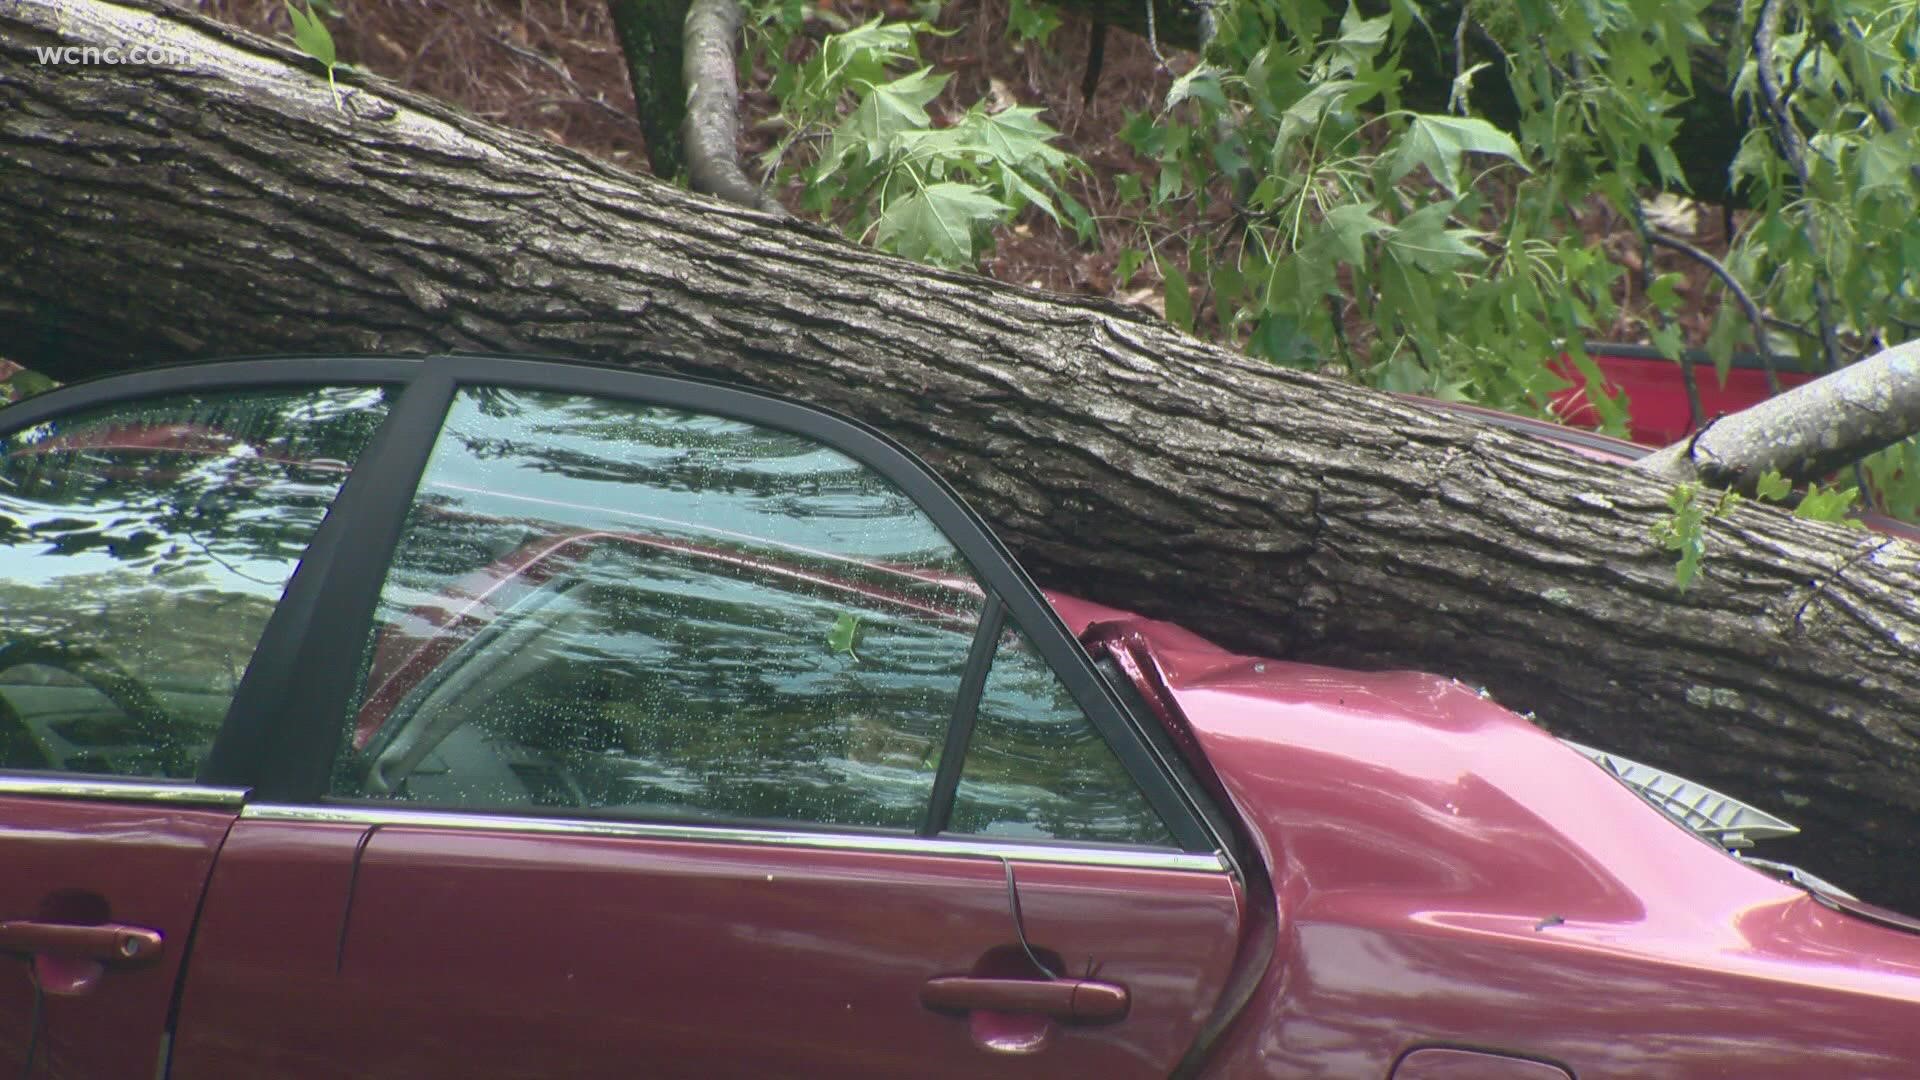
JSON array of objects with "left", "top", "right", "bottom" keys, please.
[
  {"left": 1655, "top": 467, "right": 1867, "bottom": 591},
  {"left": 1792, "top": 480, "right": 1865, "bottom": 525},
  {"left": 748, "top": 0, "right": 1915, "bottom": 492},
  {"left": 1652, "top": 482, "right": 1736, "bottom": 592},
  {"left": 1109, "top": 0, "right": 1735, "bottom": 422},
  {"left": 754, "top": 14, "right": 1088, "bottom": 267}
]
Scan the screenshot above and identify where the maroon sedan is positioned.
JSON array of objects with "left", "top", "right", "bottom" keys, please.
[{"left": 3, "top": 354, "right": 1919, "bottom": 1078}]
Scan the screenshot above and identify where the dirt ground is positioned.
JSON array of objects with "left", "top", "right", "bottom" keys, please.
[{"left": 190, "top": 0, "right": 1723, "bottom": 346}]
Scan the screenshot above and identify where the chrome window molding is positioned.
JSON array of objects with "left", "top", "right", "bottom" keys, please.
[
  {"left": 242, "top": 803, "right": 1229, "bottom": 873},
  {"left": 0, "top": 774, "right": 251, "bottom": 809}
]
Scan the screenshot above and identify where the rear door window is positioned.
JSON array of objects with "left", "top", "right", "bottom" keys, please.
[{"left": 0, "top": 387, "right": 390, "bottom": 777}]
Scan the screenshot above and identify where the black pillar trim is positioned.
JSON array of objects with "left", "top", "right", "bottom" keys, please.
[
  {"left": 922, "top": 592, "right": 1005, "bottom": 837},
  {"left": 209, "top": 371, "right": 457, "bottom": 798}
]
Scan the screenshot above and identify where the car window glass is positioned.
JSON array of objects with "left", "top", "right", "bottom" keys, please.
[
  {"left": 331, "top": 388, "right": 984, "bottom": 831},
  {"left": 0, "top": 387, "right": 391, "bottom": 778},
  {"left": 947, "top": 624, "right": 1173, "bottom": 846}
]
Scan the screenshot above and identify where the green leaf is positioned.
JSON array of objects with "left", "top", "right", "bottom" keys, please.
[
  {"left": 1325, "top": 3, "right": 1393, "bottom": 75},
  {"left": 1377, "top": 354, "right": 1437, "bottom": 394},
  {"left": 1320, "top": 202, "right": 1392, "bottom": 264},
  {"left": 1646, "top": 272, "right": 1685, "bottom": 315},
  {"left": 1795, "top": 484, "right": 1862, "bottom": 524},
  {"left": 827, "top": 18, "right": 922, "bottom": 82},
  {"left": 1275, "top": 80, "right": 1354, "bottom": 159},
  {"left": 284, "top": 1, "right": 336, "bottom": 69},
  {"left": 874, "top": 182, "right": 1005, "bottom": 266},
  {"left": 1161, "top": 259, "right": 1193, "bottom": 332},
  {"left": 1385, "top": 202, "right": 1485, "bottom": 271},
  {"left": 1449, "top": 60, "right": 1491, "bottom": 114},
  {"left": 1561, "top": 345, "right": 1632, "bottom": 439},
  {"left": 1651, "top": 483, "right": 1708, "bottom": 592},
  {"left": 1336, "top": 3, "right": 1391, "bottom": 48},
  {"left": 1857, "top": 131, "right": 1912, "bottom": 191},
  {"left": 1155, "top": 162, "right": 1186, "bottom": 204},
  {"left": 1249, "top": 313, "right": 1318, "bottom": 368},
  {"left": 1754, "top": 470, "right": 1792, "bottom": 502},
  {"left": 1392, "top": 114, "right": 1527, "bottom": 194},
  {"left": 992, "top": 162, "right": 1062, "bottom": 225},
  {"left": 1648, "top": 322, "right": 1686, "bottom": 365},
  {"left": 839, "top": 67, "right": 949, "bottom": 162},
  {"left": 1058, "top": 191, "right": 1095, "bottom": 243},
  {"left": 957, "top": 106, "right": 1070, "bottom": 171},
  {"left": 1167, "top": 64, "right": 1227, "bottom": 110},
  {"left": 1006, "top": 0, "right": 1061, "bottom": 44},
  {"left": 827, "top": 613, "right": 863, "bottom": 661},
  {"left": 1704, "top": 303, "right": 1743, "bottom": 388}
]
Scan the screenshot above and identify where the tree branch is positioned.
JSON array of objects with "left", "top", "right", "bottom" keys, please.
[
  {"left": 1637, "top": 339, "right": 1920, "bottom": 489},
  {"left": 1648, "top": 229, "right": 1783, "bottom": 396},
  {"left": 682, "top": 0, "right": 782, "bottom": 213},
  {"left": 1627, "top": 196, "right": 1704, "bottom": 431}
]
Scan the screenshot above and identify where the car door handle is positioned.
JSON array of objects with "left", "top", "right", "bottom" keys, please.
[
  {"left": 0, "top": 920, "right": 164, "bottom": 965},
  {"left": 921, "top": 976, "right": 1129, "bottom": 1022}
]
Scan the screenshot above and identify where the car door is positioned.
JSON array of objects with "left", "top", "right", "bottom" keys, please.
[
  {"left": 0, "top": 367, "right": 402, "bottom": 1076},
  {"left": 167, "top": 356, "right": 1251, "bottom": 1078}
]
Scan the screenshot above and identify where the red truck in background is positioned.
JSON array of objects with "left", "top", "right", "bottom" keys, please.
[{"left": 1550, "top": 343, "right": 1816, "bottom": 445}]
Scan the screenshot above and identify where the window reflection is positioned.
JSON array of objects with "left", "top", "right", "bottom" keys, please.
[
  {"left": 0, "top": 387, "right": 391, "bottom": 777},
  {"left": 336, "top": 389, "right": 982, "bottom": 830},
  {"left": 948, "top": 627, "right": 1174, "bottom": 846}
]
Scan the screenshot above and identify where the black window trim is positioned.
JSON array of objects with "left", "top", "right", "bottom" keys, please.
[
  {"left": 0, "top": 357, "right": 422, "bottom": 429},
  {"left": 1, "top": 353, "right": 1232, "bottom": 859}
]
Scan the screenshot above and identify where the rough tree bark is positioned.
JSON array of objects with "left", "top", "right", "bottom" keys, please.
[{"left": 3, "top": 0, "right": 1918, "bottom": 904}]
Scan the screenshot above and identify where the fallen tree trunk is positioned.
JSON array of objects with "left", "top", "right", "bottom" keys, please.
[{"left": 3, "top": 0, "right": 1918, "bottom": 904}]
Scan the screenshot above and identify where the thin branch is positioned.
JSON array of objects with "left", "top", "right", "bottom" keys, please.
[
  {"left": 1766, "top": 314, "right": 1818, "bottom": 340},
  {"left": 1325, "top": 294, "right": 1354, "bottom": 376},
  {"left": 1144, "top": 0, "right": 1169, "bottom": 72},
  {"left": 486, "top": 30, "right": 639, "bottom": 128},
  {"left": 1628, "top": 197, "right": 1703, "bottom": 430},
  {"left": 1648, "top": 229, "right": 1783, "bottom": 395},
  {"left": 1081, "top": 21, "right": 1107, "bottom": 105},
  {"left": 1638, "top": 340, "right": 1920, "bottom": 498},
  {"left": 1451, "top": 9, "right": 1471, "bottom": 115},
  {"left": 1752, "top": 0, "right": 1844, "bottom": 374}
]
